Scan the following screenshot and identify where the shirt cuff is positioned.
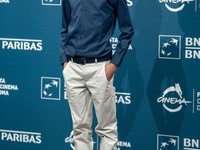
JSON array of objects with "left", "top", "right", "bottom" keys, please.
[
  {"left": 60, "top": 55, "right": 70, "bottom": 66},
  {"left": 110, "top": 52, "right": 123, "bottom": 67}
]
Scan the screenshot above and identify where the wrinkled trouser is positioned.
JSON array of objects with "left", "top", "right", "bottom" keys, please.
[{"left": 62, "top": 60, "right": 118, "bottom": 150}]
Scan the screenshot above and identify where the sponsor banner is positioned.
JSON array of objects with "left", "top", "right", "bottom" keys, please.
[
  {"left": 0, "top": 38, "right": 43, "bottom": 51},
  {"left": 158, "top": 35, "right": 200, "bottom": 60},
  {"left": 0, "top": 129, "right": 41, "bottom": 144},
  {"left": 157, "top": 134, "right": 179, "bottom": 150},
  {"left": 157, "top": 83, "right": 191, "bottom": 113},
  {"left": 0, "top": 77, "right": 18, "bottom": 96},
  {"left": 158, "top": 134, "right": 200, "bottom": 150},
  {"left": 41, "top": 77, "right": 60, "bottom": 100}
]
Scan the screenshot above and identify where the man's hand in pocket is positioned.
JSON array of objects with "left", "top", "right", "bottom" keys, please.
[
  {"left": 63, "top": 62, "right": 68, "bottom": 69},
  {"left": 105, "top": 63, "right": 118, "bottom": 82}
]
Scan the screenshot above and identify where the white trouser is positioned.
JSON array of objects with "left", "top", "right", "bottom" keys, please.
[{"left": 62, "top": 60, "right": 118, "bottom": 150}]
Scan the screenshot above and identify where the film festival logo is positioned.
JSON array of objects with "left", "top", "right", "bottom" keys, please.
[
  {"left": 158, "top": 35, "right": 181, "bottom": 60},
  {"left": 157, "top": 134, "right": 179, "bottom": 150},
  {"left": 42, "top": 0, "right": 61, "bottom": 6},
  {"left": 41, "top": 77, "right": 61, "bottom": 100},
  {"left": 0, "top": 77, "right": 18, "bottom": 96},
  {"left": 159, "top": 0, "right": 196, "bottom": 12},
  {"left": 157, "top": 83, "right": 192, "bottom": 113}
]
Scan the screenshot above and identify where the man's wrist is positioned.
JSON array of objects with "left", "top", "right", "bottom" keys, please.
[{"left": 109, "top": 62, "right": 118, "bottom": 69}]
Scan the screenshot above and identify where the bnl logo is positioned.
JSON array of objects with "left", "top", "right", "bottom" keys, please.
[
  {"left": 158, "top": 35, "right": 181, "bottom": 60},
  {"left": 41, "top": 77, "right": 61, "bottom": 100},
  {"left": 42, "top": 0, "right": 61, "bottom": 6},
  {"left": 157, "top": 134, "right": 179, "bottom": 150}
]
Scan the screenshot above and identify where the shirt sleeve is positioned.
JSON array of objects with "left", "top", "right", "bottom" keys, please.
[
  {"left": 59, "top": 0, "right": 71, "bottom": 66},
  {"left": 110, "top": 0, "right": 134, "bottom": 67}
]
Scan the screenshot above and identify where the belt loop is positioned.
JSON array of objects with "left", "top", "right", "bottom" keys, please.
[
  {"left": 95, "top": 58, "right": 97, "bottom": 64},
  {"left": 71, "top": 57, "right": 73, "bottom": 62}
]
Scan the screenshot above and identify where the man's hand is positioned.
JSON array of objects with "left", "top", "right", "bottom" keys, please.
[
  {"left": 63, "top": 62, "right": 68, "bottom": 69},
  {"left": 105, "top": 63, "right": 118, "bottom": 82}
]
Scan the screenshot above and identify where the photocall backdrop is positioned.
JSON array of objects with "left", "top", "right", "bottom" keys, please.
[{"left": 0, "top": 0, "right": 200, "bottom": 150}]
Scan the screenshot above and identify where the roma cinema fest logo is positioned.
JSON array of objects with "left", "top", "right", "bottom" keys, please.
[
  {"left": 157, "top": 83, "right": 192, "bottom": 113},
  {"left": 159, "top": 0, "right": 195, "bottom": 12}
]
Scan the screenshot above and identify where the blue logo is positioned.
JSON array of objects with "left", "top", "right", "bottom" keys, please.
[
  {"left": 159, "top": 35, "right": 181, "bottom": 59},
  {"left": 157, "top": 134, "right": 179, "bottom": 150},
  {"left": 41, "top": 77, "right": 60, "bottom": 100}
]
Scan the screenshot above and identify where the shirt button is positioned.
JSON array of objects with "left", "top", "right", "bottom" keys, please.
[{"left": 80, "top": 23, "right": 84, "bottom": 26}]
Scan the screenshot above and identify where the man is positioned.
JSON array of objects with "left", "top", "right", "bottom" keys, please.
[{"left": 59, "top": 0, "right": 134, "bottom": 149}]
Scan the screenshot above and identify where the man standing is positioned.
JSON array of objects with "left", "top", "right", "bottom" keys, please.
[{"left": 59, "top": 0, "right": 134, "bottom": 149}]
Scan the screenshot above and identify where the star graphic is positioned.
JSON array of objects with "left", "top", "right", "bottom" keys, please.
[
  {"left": 161, "top": 142, "right": 169, "bottom": 147},
  {"left": 163, "top": 42, "right": 170, "bottom": 48},
  {"left": 170, "top": 38, "right": 178, "bottom": 46}
]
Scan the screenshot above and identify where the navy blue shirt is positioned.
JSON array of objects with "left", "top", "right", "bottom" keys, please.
[{"left": 59, "top": 0, "right": 134, "bottom": 66}]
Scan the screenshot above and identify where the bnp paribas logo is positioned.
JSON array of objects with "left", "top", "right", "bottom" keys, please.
[
  {"left": 42, "top": 0, "right": 61, "bottom": 6},
  {"left": 158, "top": 35, "right": 181, "bottom": 60},
  {"left": 159, "top": 0, "right": 195, "bottom": 12},
  {"left": 41, "top": 77, "right": 60, "bottom": 100},
  {"left": 157, "top": 134, "right": 179, "bottom": 150}
]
